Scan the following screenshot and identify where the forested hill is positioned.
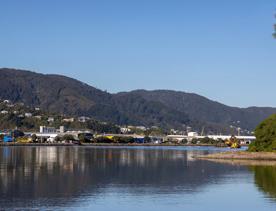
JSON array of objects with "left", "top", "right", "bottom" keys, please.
[
  {"left": 0, "top": 68, "right": 275, "bottom": 133},
  {"left": 116, "top": 90, "right": 276, "bottom": 131}
]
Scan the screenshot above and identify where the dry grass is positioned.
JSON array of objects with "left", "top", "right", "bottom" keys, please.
[
  {"left": 201, "top": 158, "right": 276, "bottom": 166},
  {"left": 196, "top": 151, "right": 276, "bottom": 161}
]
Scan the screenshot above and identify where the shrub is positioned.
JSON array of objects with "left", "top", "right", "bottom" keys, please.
[
  {"left": 31, "top": 134, "right": 37, "bottom": 142},
  {"left": 248, "top": 114, "right": 276, "bottom": 152},
  {"left": 181, "top": 139, "right": 188, "bottom": 144},
  {"left": 191, "top": 138, "right": 198, "bottom": 144},
  {"left": 55, "top": 136, "right": 62, "bottom": 142},
  {"left": 144, "top": 136, "right": 151, "bottom": 143},
  {"left": 94, "top": 137, "right": 113, "bottom": 143},
  {"left": 78, "top": 133, "right": 93, "bottom": 143},
  {"left": 112, "top": 136, "right": 135, "bottom": 143},
  {"left": 62, "top": 134, "right": 76, "bottom": 141}
]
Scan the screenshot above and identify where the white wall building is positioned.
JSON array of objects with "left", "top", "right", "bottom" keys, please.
[
  {"left": 25, "top": 113, "right": 33, "bottom": 117},
  {"left": 40, "top": 126, "right": 56, "bottom": 133}
]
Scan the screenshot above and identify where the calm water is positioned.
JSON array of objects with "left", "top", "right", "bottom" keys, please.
[{"left": 0, "top": 146, "right": 276, "bottom": 211}]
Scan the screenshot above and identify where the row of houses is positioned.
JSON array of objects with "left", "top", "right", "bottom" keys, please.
[
  {"left": 0, "top": 99, "right": 94, "bottom": 124},
  {"left": 0, "top": 124, "right": 256, "bottom": 145},
  {"left": 166, "top": 132, "right": 256, "bottom": 145}
]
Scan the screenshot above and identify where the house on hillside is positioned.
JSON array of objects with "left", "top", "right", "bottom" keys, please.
[
  {"left": 3, "top": 100, "right": 10, "bottom": 104},
  {"left": 62, "top": 118, "right": 74, "bottom": 123},
  {"left": 120, "top": 127, "right": 131, "bottom": 134},
  {"left": 47, "top": 117, "right": 55, "bottom": 122},
  {"left": 25, "top": 113, "right": 33, "bottom": 118},
  {"left": 78, "top": 116, "right": 90, "bottom": 123},
  {"left": 0, "top": 110, "right": 8, "bottom": 114},
  {"left": 136, "top": 126, "right": 147, "bottom": 131}
]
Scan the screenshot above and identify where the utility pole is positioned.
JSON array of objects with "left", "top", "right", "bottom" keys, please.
[
  {"left": 237, "top": 127, "right": 241, "bottom": 136},
  {"left": 201, "top": 126, "right": 205, "bottom": 136}
]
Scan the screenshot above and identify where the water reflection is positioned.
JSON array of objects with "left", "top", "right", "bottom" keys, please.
[
  {"left": 251, "top": 166, "right": 276, "bottom": 200},
  {"left": 194, "top": 158, "right": 276, "bottom": 202},
  {"left": 0, "top": 146, "right": 250, "bottom": 209}
]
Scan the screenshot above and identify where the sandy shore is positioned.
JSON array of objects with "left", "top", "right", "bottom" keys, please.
[{"left": 196, "top": 151, "right": 276, "bottom": 161}]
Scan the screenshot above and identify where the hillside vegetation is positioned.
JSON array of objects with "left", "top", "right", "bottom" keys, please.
[
  {"left": 0, "top": 100, "right": 119, "bottom": 133},
  {"left": 1, "top": 68, "right": 275, "bottom": 133}
]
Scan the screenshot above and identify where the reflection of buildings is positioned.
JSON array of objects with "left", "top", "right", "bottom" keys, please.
[
  {"left": 0, "top": 146, "right": 249, "bottom": 208},
  {"left": 0, "top": 147, "right": 205, "bottom": 188},
  {"left": 0, "top": 147, "right": 193, "bottom": 192},
  {"left": 0, "top": 147, "right": 85, "bottom": 191}
]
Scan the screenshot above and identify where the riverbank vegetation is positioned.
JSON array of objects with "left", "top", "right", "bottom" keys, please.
[
  {"left": 190, "top": 137, "right": 226, "bottom": 146},
  {"left": 248, "top": 114, "right": 276, "bottom": 152}
]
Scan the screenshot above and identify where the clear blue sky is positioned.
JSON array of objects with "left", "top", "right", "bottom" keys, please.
[{"left": 1, "top": 0, "right": 276, "bottom": 107}]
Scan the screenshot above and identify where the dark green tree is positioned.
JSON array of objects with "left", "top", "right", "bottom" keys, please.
[
  {"left": 94, "top": 136, "right": 113, "bottom": 143},
  {"left": 55, "top": 136, "right": 62, "bottom": 142},
  {"left": 31, "top": 134, "right": 37, "bottom": 142},
  {"left": 144, "top": 136, "right": 151, "bottom": 143},
  {"left": 248, "top": 114, "right": 276, "bottom": 152},
  {"left": 78, "top": 133, "right": 93, "bottom": 143},
  {"left": 181, "top": 139, "right": 188, "bottom": 144},
  {"left": 62, "top": 134, "right": 76, "bottom": 142},
  {"left": 191, "top": 138, "right": 198, "bottom": 145}
]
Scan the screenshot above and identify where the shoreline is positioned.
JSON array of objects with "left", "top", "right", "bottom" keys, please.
[
  {"left": 0, "top": 143, "right": 227, "bottom": 147},
  {"left": 196, "top": 151, "right": 276, "bottom": 161},
  {"left": 199, "top": 158, "right": 276, "bottom": 166}
]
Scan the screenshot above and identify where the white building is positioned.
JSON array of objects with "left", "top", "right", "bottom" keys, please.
[
  {"left": 0, "top": 110, "right": 8, "bottom": 114},
  {"left": 47, "top": 117, "right": 55, "bottom": 122},
  {"left": 62, "top": 118, "right": 74, "bottom": 123},
  {"left": 136, "top": 126, "right": 147, "bottom": 131},
  {"left": 120, "top": 127, "right": 131, "bottom": 134},
  {"left": 3, "top": 100, "right": 10, "bottom": 104},
  {"left": 188, "top": 132, "right": 199, "bottom": 137},
  {"left": 78, "top": 116, "right": 90, "bottom": 123},
  {"left": 59, "top": 126, "right": 65, "bottom": 133},
  {"left": 40, "top": 126, "right": 56, "bottom": 133},
  {"left": 25, "top": 113, "right": 33, "bottom": 118}
]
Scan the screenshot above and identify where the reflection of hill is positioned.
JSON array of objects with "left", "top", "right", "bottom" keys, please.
[
  {"left": 0, "top": 147, "right": 247, "bottom": 207},
  {"left": 250, "top": 166, "right": 276, "bottom": 200}
]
